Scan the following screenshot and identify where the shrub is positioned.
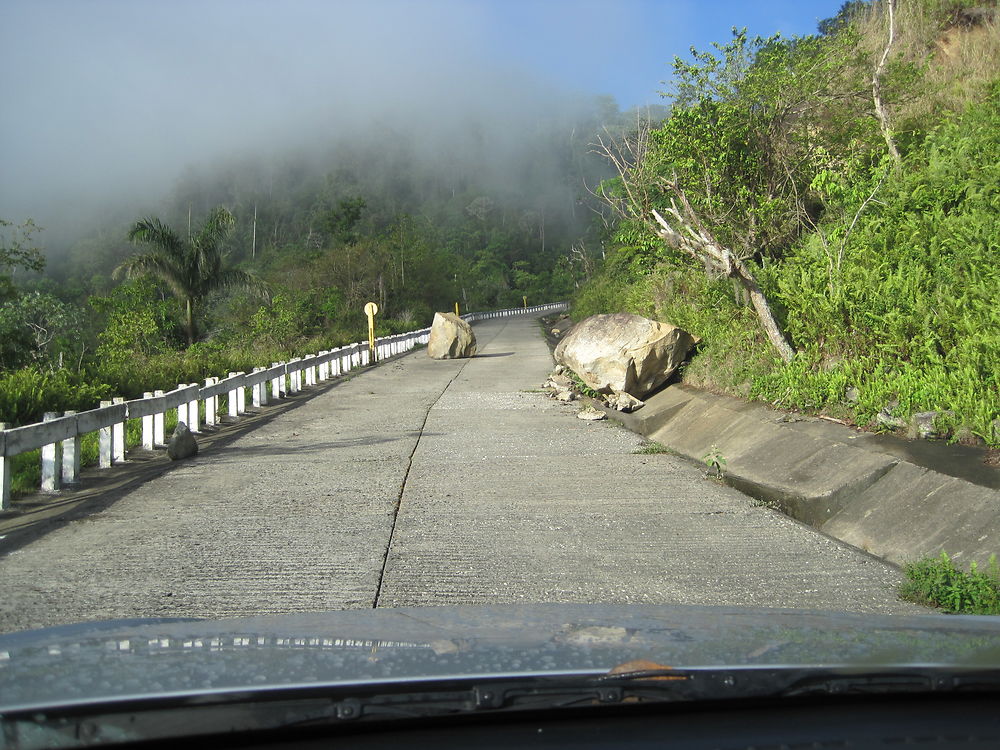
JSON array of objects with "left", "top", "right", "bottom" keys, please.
[{"left": 900, "top": 551, "right": 1000, "bottom": 615}]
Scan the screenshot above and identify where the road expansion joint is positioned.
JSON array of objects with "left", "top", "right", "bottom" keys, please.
[{"left": 371, "top": 321, "right": 506, "bottom": 608}]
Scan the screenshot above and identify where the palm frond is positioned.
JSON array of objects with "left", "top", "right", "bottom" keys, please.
[
  {"left": 209, "top": 268, "right": 271, "bottom": 302},
  {"left": 112, "top": 253, "right": 189, "bottom": 300},
  {"left": 127, "top": 217, "right": 184, "bottom": 256},
  {"left": 192, "top": 207, "right": 236, "bottom": 256}
]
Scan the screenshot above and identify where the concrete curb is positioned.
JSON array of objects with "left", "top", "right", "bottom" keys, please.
[{"left": 603, "top": 384, "right": 1000, "bottom": 569}]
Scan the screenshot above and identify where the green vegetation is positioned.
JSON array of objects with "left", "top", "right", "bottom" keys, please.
[
  {"left": 116, "top": 207, "right": 269, "bottom": 344},
  {"left": 633, "top": 441, "right": 676, "bottom": 455},
  {"left": 900, "top": 552, "right": 1000, "bottom": 614},
  {"left": 1, "top": 98, "right": 652, "bottom": 431},
  {"left": 578, "top": 0, "right": 999, "bottom": 446},
  {"left": 564, "top": 368, "right": 603, "bottom": 400},
  {"left": 701, "top": 445, "right": 728, "bottom": 478}
]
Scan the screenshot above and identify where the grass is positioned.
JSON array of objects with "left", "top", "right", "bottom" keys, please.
[
  {"left": 899, "top": 551, "right": 1000, "bottom": 615},
  {"left": 564, "top": 369, "right": 604, "bottom": 401},
  {"left": 633, "top": 441, "right": 677, "bottom": 455}
]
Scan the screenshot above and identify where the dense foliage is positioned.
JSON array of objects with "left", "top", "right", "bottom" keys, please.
[
  {"left": 576, "top": 0, "right": 999, "bottom": 446},
  {"left": 1, "top": 99, "right": 655, "bottom": 426},
  {"left": 900, "top": 551, "right": 1000, "bottom": 614}
]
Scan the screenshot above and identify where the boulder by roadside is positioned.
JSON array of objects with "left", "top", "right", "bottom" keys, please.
[
  {"left": 167, "top": 422, "right": 198, "bottom": 461},
  {"left": 553, "top": 313, "right": 696, "bottom": 399}
]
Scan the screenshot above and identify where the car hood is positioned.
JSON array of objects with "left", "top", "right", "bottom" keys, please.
[{"left": 2, "top": 603, "right": 1000, "bottom": 711}]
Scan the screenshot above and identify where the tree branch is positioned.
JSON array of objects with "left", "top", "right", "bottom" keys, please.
[{"left": 872, "top": 0, "right": 902, "bottom": 169}]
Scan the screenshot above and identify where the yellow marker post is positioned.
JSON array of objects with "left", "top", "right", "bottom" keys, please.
[
  {"left": 523, "top": 295, "right": 527, "bottom": 309},
  {"left": 364, "top": 301, "right": 379, "bottom": 363},
  {"left": 454, "top": 302, "right": 460, "bottom": 316}
]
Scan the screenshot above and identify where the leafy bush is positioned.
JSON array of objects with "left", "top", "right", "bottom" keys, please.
[
  {"left": 574, "top": 26, "right": 999, "bottom": 445},
  {"left": 0, "top": 367, "right": 113, "bottom": 427},
  {"left": 900, "top": 551, "right": 1000, "bottom": 615}
]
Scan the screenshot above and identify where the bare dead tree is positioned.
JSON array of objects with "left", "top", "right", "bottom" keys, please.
[
  {"left": 591, "top": 123, "right": 796, "bottom": 362},
  {"left": 872, "top": 0, "right": 902, "bottom": 169},
  {"left": 651, "top": 192, "right": 795, "bottom": 361}
]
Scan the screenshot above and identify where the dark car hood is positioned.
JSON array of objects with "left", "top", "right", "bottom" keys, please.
[{"left": 2, "top": 603, "right": 1000, "bottom": 711}]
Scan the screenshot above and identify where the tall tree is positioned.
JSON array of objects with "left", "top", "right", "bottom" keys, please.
[{"left": 115, "top": 207, "right": 268, "bottom": 344}]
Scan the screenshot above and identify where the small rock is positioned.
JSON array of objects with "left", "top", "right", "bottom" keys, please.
[
  {"left": 555, "top": 388, "right": 576, "bottom": 402},
  {"left": 544, "top": 373, "right": 573, "bottom": 390},
  {"left": 167, "top": 422, "right": 198, "bottom": 460},
  {"left": 776, "top": 414, "right": 805, "bottom": 423},
  {"left": 606, "top": 390, "right": 645, "bottom": 413},
  {"left": 844, "top": 386, "right": 859, "bottom": 403},
  {"left": 577, "top": 406, "right": 607, "bottom": 421},
  {"left": 876, "top": 410, "right": 906, "bottom": 430},
  {"left": 908, "top": 410, "right": 955, "bottom": 440},
  {"left": 550, "top": 365, "right": 565, "bottom": 376},
  {"left": 876, "top": 400, "right": 906, "bottom": 430}
]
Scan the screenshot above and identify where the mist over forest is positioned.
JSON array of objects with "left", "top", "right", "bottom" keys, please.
[
  {"left": 1, "top": 0, "right": 674, "bottom": 428},
  {"left": 1, "top": 0, "right": 651, "bottom": 258}
]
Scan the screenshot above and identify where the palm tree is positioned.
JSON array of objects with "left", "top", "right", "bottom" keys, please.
[{"left": 114, "top": 207, "right": 269, "bottom": 345}]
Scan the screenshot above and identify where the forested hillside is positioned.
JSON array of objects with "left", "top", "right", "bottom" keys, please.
[
  {"left": 576, "top": 0, "right": 999, "bottom": 446},
  {"left": 0, "top": 98, "right": 661, "bottom": 426}
]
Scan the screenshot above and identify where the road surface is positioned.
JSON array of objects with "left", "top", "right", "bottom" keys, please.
[{"left": 0, "top": 316, "right": 922, "bottom": 633}]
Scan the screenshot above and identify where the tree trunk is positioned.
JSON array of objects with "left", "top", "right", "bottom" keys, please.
[
  {"left": 733, "top": 260, "right": 795, "bottom": 362},
  {"left": 185, "top": 297, "right": 195, "bottom": 345},
  {"left": 873, "top": 0, "right": 902, "bottom": 169}
]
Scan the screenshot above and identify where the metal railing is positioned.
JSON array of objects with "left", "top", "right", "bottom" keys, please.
[{"left": 0, "top": 302, "right": 568, "bottom": 507}]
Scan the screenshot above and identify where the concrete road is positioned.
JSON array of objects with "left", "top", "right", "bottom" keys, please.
[{"left": 0, "top": 317, "right": 921, "bottom": 633}]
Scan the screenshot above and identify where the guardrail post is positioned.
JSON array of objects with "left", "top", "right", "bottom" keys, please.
[
  {"left": 141, "top": 392, "right": 155, "bottom": 448},
  {"left": 176, "top": 390, "right": 188, "bottom": 432},
  {"left": 112, "top": 397, "right": 126, "bottom": 464},
  {"left": 270, "top": 364, "right": 281, "bottom": 400},
  {"left": 187, "top": 386, "right": 200, "bottom": 432},
  {"left": 318, "top": 352, "right": 328, "bottom": 381},
  {"left": 228, "top": 373, "right": 240, "bottom": 418},
  {"left": 62, "top": 410, "right": 81, "bottom": 484},
  {"left": 153, "top": 390, "right": 166, "bottom": 446},
  {"left": 0, "top": 422, "right": 10, "bottom": 510},
  {"left": 100, "top": 400, "right": 114, "bottom": 468},
  {"left": 278, "top": 365, "right": 288, "bottom": 397},
  {"left": 41, "top": 412, "right": 63, "bottom": 492},
  {"left": 252, "top": 368, "right": 263, "bottom": 408},
  {"left": 204, "top": 379, "right": 218, "bottom": 426},
  {"left": 236, "top": 375, "right": 247, "bottom": 414}
]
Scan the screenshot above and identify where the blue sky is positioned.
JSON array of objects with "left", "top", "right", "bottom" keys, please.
[
  {"left": 0, "top": 0, "right": 848, "bottom": 232},
  {"left": 478, "top": 0, "right": 847, "bottom": 108}
]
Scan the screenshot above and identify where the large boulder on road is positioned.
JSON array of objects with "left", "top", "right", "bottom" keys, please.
[
  {"left": 428, "top": 312, "right": 477, "bottom": 359},
  {"left": 554, "top": 313, "right": 696, "bottom": 398}
]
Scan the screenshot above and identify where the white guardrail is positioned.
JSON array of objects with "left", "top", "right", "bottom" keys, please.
[{"left": 0, "top": 302, "right": 568, "bottom": 507}]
